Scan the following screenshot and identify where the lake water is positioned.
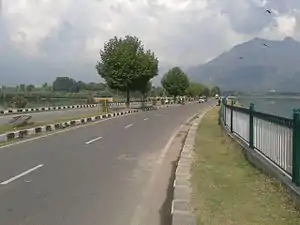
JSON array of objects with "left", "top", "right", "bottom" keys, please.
[{"left": 238, "top": 97, "right": 300, "bottom": 119}]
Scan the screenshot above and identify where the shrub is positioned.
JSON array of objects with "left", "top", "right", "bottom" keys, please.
[{"left": 9, "top": 95, "right": 28, "bottom": 108}]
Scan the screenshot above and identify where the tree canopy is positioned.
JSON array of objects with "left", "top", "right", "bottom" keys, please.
[
  {"left": 186, "top": 82, "right": 205, "bottom": 97},
  {"left": 96, "top": 35, "right": 158, "bottom": 106},
  {"left": 211, "top": 86, "right": 221, "bottom": 96},
  {"left": 161, "top": 67, "right": 190, "bottom": 98},
  {"left": 52, "top": 77, "right": 77, "bottom": 92}
]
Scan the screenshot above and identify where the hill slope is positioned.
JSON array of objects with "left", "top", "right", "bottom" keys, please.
[{"left": 187, "top": 37, "right": 300, "bottom": 92}]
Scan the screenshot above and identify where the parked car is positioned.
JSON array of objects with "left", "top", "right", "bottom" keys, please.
[{"left": 198, "top": 96, "right": 206, "bottom": 103}]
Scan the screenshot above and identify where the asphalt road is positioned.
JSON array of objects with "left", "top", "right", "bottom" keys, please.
[
  {"left": 0, "top": 106, "right": 124, "bottom": 125},
  {"left": 0, "top": 101, "right": 213, "bottom": 225}
]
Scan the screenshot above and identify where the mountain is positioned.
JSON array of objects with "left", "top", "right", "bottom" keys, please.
[{"left": 187, "top": 37, "right": 300, "bottom": 92}]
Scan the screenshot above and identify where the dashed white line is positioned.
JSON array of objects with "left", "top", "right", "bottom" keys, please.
[
  {"left": 125, "top": 124, "right": 134, "bottom": 129},
  {"left": 0, "top": 164, "right": 44, "bottom": 185},
  {"left": 143, "top": 118, "right": 149, "bottom": 121},
  {"left": 85, "top": 136, "right": 103, "bottom": 145}
]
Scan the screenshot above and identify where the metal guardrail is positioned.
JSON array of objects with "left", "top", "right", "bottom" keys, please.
[{"left": 220, "top": 99, "right": 300, "bottom": 186}]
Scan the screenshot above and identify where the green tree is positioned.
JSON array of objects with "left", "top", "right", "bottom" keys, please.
[
  {"left": 161, "top": 67, "right": 189, "bottom": 101},
  {"left": 19, "top": 84, "right": 26, "bottom": 92},
  {"left": 186, "top": 82, "right": 204, "bottom": 97},
  {"left": 42, "top": 82, "right": 48, "bottom": 89},
  {"left": 211, "top": 86, "right": 221, "bottom": 96},
  {"left": 26, "top": 84, "right": 35, "bottom": 92},
  {"left": 77, "top": 81, "right": 87, "bottom": 91},
  {"left": 132, "top": 49, "right": 158, "bottom": 99},
  {"left": 138, "top": 81, "right": 152, "bottom": 108},
  {"left": 96, "top": 35, "right": 155, "bottom": 107},
  {"left": 52, "top": 77, "right": 77, "bottom": 92},
  {"left": 9, "top": 95, "right": 27, "bottom": 108}
]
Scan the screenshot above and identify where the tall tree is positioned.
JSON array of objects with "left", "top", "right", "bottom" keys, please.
[
  {"left": 42, "top": 82, "right": 48, "bottom": 89},
  {"left": 19, "top": 84, "right": 26, "bottom": 92},
  {"left": 161, "top": 67, "right": 190, "bottom": 101},
  {"left": 26, "top": 85, "right": 35, "bottom": 92},
  {"left": 139, "top": 81, "right": 152, "bottom": 102},
  {"left": 52, "top": 77, "right": 77, "bottom": 92},
  {"left": 96, "top": 35, "right": 156, "bottom": 107},
  {"left": 186, "top": 82, "right": 204, "bottom": 97},
  {"left": 211, "top": 86, "right": 221, "bottom": 96},
  {"left": 133, "top": 49, "right": 158, "bottom": 99}
]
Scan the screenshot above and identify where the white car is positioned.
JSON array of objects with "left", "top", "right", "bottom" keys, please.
[{"left": 198, "top": 99, "right": 205, "bottom": 103}]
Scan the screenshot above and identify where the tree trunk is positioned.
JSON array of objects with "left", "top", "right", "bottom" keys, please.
[{"left": 126, "top": 89, "right": 130, "bottom": 108}]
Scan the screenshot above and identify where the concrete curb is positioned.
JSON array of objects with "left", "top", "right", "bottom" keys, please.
[
  {"left": 0, "top": 106, "right": 168, "bottom": 143},
  {"left": 171, "top": 106, "right": 213, "bottom": 225},
  {"left": 0, "top": 101, "right": 155, "bottom": 115}
]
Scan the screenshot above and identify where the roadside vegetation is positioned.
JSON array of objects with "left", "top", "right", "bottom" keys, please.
[
  {"left": 0, "top": 35, "right": 221, "bottom": 109},
  {"left": 0, "top": 111, "right": 111, "bottom": 134},
  {"left": 191, "top": 107, "right": 300, "bottom": 225}
]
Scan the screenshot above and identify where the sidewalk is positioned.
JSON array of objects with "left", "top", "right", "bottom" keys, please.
[{"left": 190, "top": 107, "right": 300, "bottom": 225}]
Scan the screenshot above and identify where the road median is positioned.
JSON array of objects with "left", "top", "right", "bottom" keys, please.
[
  {"left": 0, "top": 105, "right": 174, "bottom": 146},
  {"left": 190, "top": 107, "right": 300, "bottom": 224}
]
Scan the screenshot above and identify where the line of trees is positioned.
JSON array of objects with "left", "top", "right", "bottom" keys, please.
[
  {"left": 95, "top": 35, "right": 221, "bottom": 107},
  {"left": 161, "top": 66, "right": 220, "bottom": 100},
  {"left": 1, "top": 35, "right": 221, "bottom": 108}
]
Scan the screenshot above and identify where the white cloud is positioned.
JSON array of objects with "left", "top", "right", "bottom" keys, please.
[
  {"left": 1, "top": 0, "right": 300, "bottom": 85},
  {"left": 276, "top": 15, "right": 296, "bottom": 36},
  {"left": 3, "top": 0, "right": 71, "bottom": 55}
]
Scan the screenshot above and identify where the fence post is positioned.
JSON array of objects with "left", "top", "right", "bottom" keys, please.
[
  {"left": 218, "top": 98, "right": 223, "bottom": 125},
  {"left": 223, "top": 98, "right": 227, "bottom": 125},
  {"left": 292, "top": 109, "right": 300, "bottom": 186},
  {"left": 249, "top": 103, "right": 254, "bottom": 149},
  {"left": 230, "top": 101, "right": 233, "bottom": 133}
]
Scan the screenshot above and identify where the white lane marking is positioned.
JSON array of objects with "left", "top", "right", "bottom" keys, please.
[
  {"left": 143, "top": 118, "right": 149, "bottom": 121},
  {"left": 125, "top": 124, "right": 134, "bottom": 129},
  {"left": 85, "top": 136, "right": 103, "bottom": 145},
  {"left": 0, "top": 164, "right": 44, "bottom": 185}
]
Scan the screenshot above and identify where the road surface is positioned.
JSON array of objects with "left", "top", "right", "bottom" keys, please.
[
  {"left": 0, "top": 106, "right": 124, "bottom": 125},
  {"left": 0, "top": 101, "right": 213, "bottom": 225}
]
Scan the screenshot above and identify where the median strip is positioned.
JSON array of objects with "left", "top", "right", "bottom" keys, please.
[
  {"left": 0, "top": 109, "right": 138, "bottom": 143},
  {"left": 0, "top": 105, "right": 174, "bottom": 145},
  {"left": 0, "top": 102, "right": 150, "bottom": 116}
]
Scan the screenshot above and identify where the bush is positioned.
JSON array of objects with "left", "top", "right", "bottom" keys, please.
[
  {"left": 86, "top": 95, "right": 95, "bottom": 104},
  {"left": 9, "top": 95, "right": 28, "bottom": 108}
]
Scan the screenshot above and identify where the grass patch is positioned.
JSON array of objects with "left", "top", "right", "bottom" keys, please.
[
  {"left": 0, "top": 111, "right": 108, "bottom": 134},
  {"left": 191, "top": 107, "right": 300, "bottom": 225}
]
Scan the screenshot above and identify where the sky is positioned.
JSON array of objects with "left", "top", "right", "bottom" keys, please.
[{"left": 1, "top": 0, "right": 300, "bottom": 86}]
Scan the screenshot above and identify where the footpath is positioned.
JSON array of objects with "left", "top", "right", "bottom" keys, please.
[{"left": 172, "top": 107, "right": 300, "bottom": 225}]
